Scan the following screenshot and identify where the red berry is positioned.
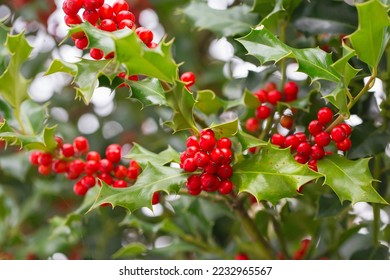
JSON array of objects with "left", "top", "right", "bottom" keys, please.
[
  {"left": 255, "top": 105, "right": 271, "bottom": 120},
  {"left": 296, "top": 142, "right": 311, "bottom": 158},
  {"left": 267, "top": 90, "right": 282, "bottom": 105},
  {"left": 83, "top": 9, "right": 100, "bottom": 25},
  {"left": 38, "top": 152, "right": 53, "bottom": 166},
  {"left": 136, "top": 27, "right": 154, "bottom": 45},
  {"left": 235, "top": 253, "right": 249, "bottom": 260},
  {"left": 308, "top": 120, "right": 324, "bottom": 136},
  {"left": 84, "top": 0, "right": 102, "bottom": 10},
  {"left": 294, "top": 155, "right": 308, "bottom": 164},
  {"left": 85, "top": 160, "right": 99, "bottom": 175},
  {"left": 245, "top": 117, "right": 259, "bottom": 133},
  {"left": 113, "top": 180, "right": 128, "bottom": 188},
  {"left": 53, "top": 160, "right": 69, "bottom": 174},
  {"left": 75, "top": 37, "right": 89, "bottom": 50},
  {"left": 264, "top": 82, "right": 277, "bottom": 92},
  {"left": 308, "top": 159, "right": 318, "bottom": 171},
  {"left": 116, "top": 10, "right": 135, "bottom": 23},
  {"left": 127, "top": 160, "right": 141, "bottom": 180},
  {"left": 295, "top": 132, "right": 307, "bottom": 143},
  {"left": 271, "top": 134, "right": 285, "bottom": 147},
  {"left": 100, "top": 19, "right": 117, "bottom": 32},
  {"left": 284, "top": 135, "right": 300, "bottom": 150},
  {"left": 188, "top": 188, "right": 202, "bottom": 196},
  {"left": 86, "top": 151, "right": 101, "bottom": 161},
  {"left": 314, "top": 132, "right": 331, "bottom": 147},
  {"left": 73, "top": 181, "right": 89, "bottom": 196},
  {"left": 64, "top": 14, "right": 82, "bottom": 27},
  {"left": 38, "top": 164, "right": 52, "bottom": 176},
  {"left": 114, "top": 165, "right": 128, "bottom": 179},
  {"left": 182, "top": 158, "right": 198, "bottom": 172},
  {"left": 180, "top": 72, "right": 196, "bottom": 87},
  {"left": 186, "top": 135, "right": 199, "bottom": 148},
  {"left": 210, "top": 148, "right": 224, "bottom": 164},
  {"left": 66, "top": 0, "right": 83, "bottom": 14},
  {"left": 311, "top": 145, "right": 325, "bottom": 160},
  {"left": 29, "top": 151, "right": 42, "bottom": 165},
  {"left": 254, "top": 89, "right": 268, "bottom": 103},
  {"left": 336, "top": 138, "right": 352, "bottom": 151},
  {"left": 217, "top": 138, "right": 232, "bottom": 149},
  {"left": 193, "top": 152, "right": 210, "bottom": 168},
  {"left": 199, "top": 134, "right": 216, "bottom": 152},
  {"left": 218, "top": 180, "right": 233, "bottom": 195},
  {"left": 186, "top": 175, "right": 201, "bottom": 191},
  {"left": 73, "top": 136, "right": 89, "bottom": 153},
  {"left": 69, "top": 159, "right": 85, "bottom": 175},
  {"left": 55, "top": 136, "right": 64, "bottom": 148},
  {"left": 99, "top": 4, "right": 114, "bottom": 20},
  {"left": 200, "top": 173, "right": 220, "bottom": 192},
  {"left": 61, "top": 143, "right": 75, "bottom": 158},
  {"left": 99, "top": 159, "right": 113, "bottom": 173},
  {"left": 200, "top": 129, "right": 215, "bottom": 137},
  {"left": 81, "top": 175, "right": 96, "bottom": 188},
  {"left": 331, "top": 126, "right": 347, "bottom": 142},
  {"left": 105, "top": 144, "right": 122, "bottom": 163},
  {"left": 317, "top": 107, "right": 333, "bottom": 124},
  {"left": 98, "top": 173, "right": 114, "bottom": 185},
  {"left": 90, "top": 48, "right": 104, "bottom": 60},
  {"left": 280, "top": 115, "right": 294, "bottom": 130},
  {"left": 112, "top": 0, "right": 129, "bottom": 15},
  {"left": 339, "top": 123, "right": 352, "bottom": 136},
  {"left": 220, "top": 148, "right": 233, "bottom": 164},
  {"left": 118, "top": 19, "right": 135, "bottom": 29},
  {"left": 152, "top": 192, "right": 160, "bottom": 205},
  {"left": 217, "top": 164, "right": 233, "bottom": 179},
  {"left": 284, "top": 81, "right": 299, "bottom": 100},
  {"left": 204, "top": 161, "right": 219, "bottom": 174}
]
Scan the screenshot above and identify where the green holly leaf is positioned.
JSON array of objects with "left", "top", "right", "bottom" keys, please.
[
  {"left": 0, "top": 32, "right": 33, "bottom": 109},
  {"left": 128, "top": 77, "right": 167, "bottom": 108},
  {"left": 348, "top": 0, "right": 390, "bottom": 70},
  {"left": 112, "top": 243, "right": 147, "bottom": 259},
  {"left": 324, "top": 83, "right": 349, "bottom": 116},
  {"left": 210, "top": 118, "right": 239, "bottom": 138},
  {"left": 232, "top": 144, "right": 321, "bottom": 204},
  {"left": 238, "top": 26, "right": 341, "bottom": 82},
  {"left": 195, "top": 90, "right": 225, "bottom": 115},
  {"left": 242, "top": 89, "right": 261, "bottom": 109},
  {"left": 235, "top": 130, "right": 267, "bottom": 151},
  {"left": 181, "top": 2, "right": 258, "bottom": 37},
  {"left": 89, "top": 163, "right": 188, "bottom": 213},
  {"left": 124, "top": 143, "right": 180, "bottom": 169},
  {"left": 165, "top": 82, "right": 198, "bottom": 134},
  {"left": 317, "top": 154, "right": 388, "bottom": 204}
]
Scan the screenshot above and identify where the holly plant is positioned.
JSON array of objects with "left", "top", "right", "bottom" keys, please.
[{"left": 0, "top": 0, "right": 390, "bottom": 260}]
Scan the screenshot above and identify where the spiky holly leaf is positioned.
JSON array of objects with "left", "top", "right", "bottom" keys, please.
[
  {"left": 317, "top": 154, "right": 387, "bottom": 204},
  {"left": 195, "top": 90, "right": 225, "bottom": 115},
  {"left": 181, "top": 2, "right": 258, "bottom": 37},
  {"left": 237, "top": 26, "right": 341, "bottom": 82},
  {"left": 88, "top": 163, "right": 188, "bottom": 213},
  {"left": 0, "top": 32, "right": 32, "bottom": 109},
  {"left": 165, "top": 82, "right": 198, "bottom": 134},
  {"left": 348, "top": 0, "right": 390, "bottom": 70},
  {"left": 235, "top": 130, "right": 267, "bottom": 151},
  {"left": 232, "top": 144, "right": 321, "bottom": 204},
  {"left": 128, "top": 77, "right": 167, "bottom": 108},
  {"left": 124, "top": 144, "right": 180, "bottom": 169},
  {"left": 210, "top": 119, "right": 239, "bottom": 138}
]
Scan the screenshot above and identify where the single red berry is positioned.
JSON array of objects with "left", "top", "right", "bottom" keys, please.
[
  {"left": 113, "top": 180, "right": 128, "bottom": 188},
  {"left": 64, "top": 14, "right": 82, "bottom": 27},
  {"left": 98, "top": 173, "right": 114, "bottom": 185},
  {"left": 199, "top": 134, "right": 217, "bottom": 152},
  {"left": 147, "top": 42, "right": 158, "bottom": 49},
  {"left": 245, "top": 117, "right": 259, "bottom": 133},
  {"left": 29, "top": 151, "right": 42, "bottom": 165},
  {"left": 83, "top": 9, "right": 100, "bottom": 25},
  {"left": 271, "top": 134, "right": 285, "bottom": 148},
  {"left": 331, "top": 126, "right": 347, "bottom": 142},
  {"left": 267, "top": 90, "right": 282, "bottom": 105},
  {"left": 204, "top": 161, "right": 219, "bottom": 174},
  {"left": 114, "top": 165, "right": 128, "bottom": 179},
  {"left": 99, "top": 159, "right": 113, "bottom": 173},
  {"left": 80, "top": 175, "right": 96, "bottom": 188},
  {"left": 128, "top": 160, "right": 141, "bottom": 179},
  {"left": 255, "top": 105, "right": 271, "bottom": 120},
  {"left": 86, "top": 151, "right": 101, "bottom": 161},
  {"left": 105, "top": 144, "right": 122, "bottom": 163},
  {"left": 296, "top": 142, "right": 311, "bottom": 158},
  {"left": 186, "top": 175, "right": 201, "bottom": 191},
  {"left": 193, "top": 152, "right": 210, "bottom": 168},
  {"left": 186, "top": 135, "right": 199, "bottom": 148},
  {"left": 116, "top": 10, "right": 135, "bottom": 23},
  {"left": 200, "top": 129, "right": 215, "bottom": 137},
  {"left": 311, "top": 145, "right": 325, "bottom": 160},
  {"left": 210, "top": 148, "right": 224, "bottom": 164},
  {"left": 264, "top": 82, "right": 277, "bottom": 92},
  {"left": 52, "top": 160, "right": 69, "bottom": 174},
  {"left": 73, "top": 181, "right": 89, "bottom": 196},
  {"left": 308, "top": 159, "right": 318, "bottom": 172},
  {"left": 62, "top": 1, "right": 77, "bottom": 16},
  {"left": 90, "top": 48, "right": 104, "bottom": 60},
  {"left": 220, "top": 148, "right": 233, "bottom": 164},
  {"left": 66, "top": 0, "right": 83, "bottom": 14},
  {"left": 294, "top": 155, "right": 308, "bottom": 164},
  {"left": 112, "top": 0, "right": 129, "bottom": 15},
  {"left": 61, "top": 143, "right": 75, "bottom": 158},
  {"left": 71, "top": 31, "right": 86, "bottom": 40},
  {"left": 339, "top": 123, "right": 352, "bottom": 136},
  {"left": 336, "top": 138, "right": 352, "bottom": 151},
  {"left": 98, "top": 4, "right": 114, "bottom": 20},
  {"left": 314, "top": 132, "right": 331, "bottom": 147},
  {"left": 73, "top": 136, "right": 89, "bottom": 153},
  {"left": 200, "top": 173, "right": 220, "bottom": 192},
  {"left": 184, "top": 146, "right": 199, "bottom": 159},
  {"left": 280, "top": 115, "right": 294, "bottom": 130},
  {"left": 85, "top": 160, "right": 100, "bottom": 175},
  {"left": 38, "top": 164, "right": 52, "bottom": 176},
  {"left": 180, "top": 72, "right": 196, "bottom": 87},
  {"left": 84, "top": 0, "right": 102, "bottom": 10},
  {"left": 75, "top": 37, "right": 89, "bottom": 50},
  {"left": 317, "top": 107, "right": 333, "bottom": 124},
  {"left": 118, "top": 19, "right": 135, "bottom": 29},
  {"left": 182, "top": 158, "right": 198, "bottom": 172},
  {"left": 217, "top": 164, "right": 233, "bottom": 179},
  {"left": 308, "top": 120, "right": 324, "bottom": 136},
  {"left": 218, "top": 180, "right": 233, "bottom": 195},
  {"left": 38, "top": 152, "right": 53, "bottom": 166},
  {"left": 152, "top": 192, "right": 160, "bottom": 205},
  {"left": 284, "top": 81, "right": 299, "bottom": 101},
  {"left": 100, "top": 19, "right": 117, "bottom": 32},
  {"left": 136, "top": 27, "right": 154, "bottom": 45},
  {"left": 284, "top": 135, "right": 300, "bottom": 150},
  {"left": 254, "top": 89, "right": 268, "bottom": 103},
  {"left": 217, "top": 137, "right": 232, "bottom": 149},
  {"left": 235, "top": 253, "right": 249, "bottom": 260},
  {"left": 295, "top": 132, "right": 307, "bottom": 143},
  {"left": 188, "top": 188, "right": 202, "bottom": 196},
  {"left": 69, "top": 159, "right": 85, "bottom": 175},
  {"left": 66, "top": 170, "right": 80, "bottom": 180}
]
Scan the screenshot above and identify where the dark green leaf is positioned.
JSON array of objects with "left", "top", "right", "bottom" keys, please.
[
  {"left": 317, "top": 154, "right": 388, "bottom": 204},
  {"left": 235, "top": 130, "right": 267, "bottom": 151},
  {"left": 195, "top": 90, "right": 224, "bottom": 115},
  {"left": 112, "top": 242, "right": 147, "bottom": 259},
  {"left": 232, "top": 144, "right": 321, "bottom": 204},
  {"left": 210, "top": 119, "right": 239, "bottom": 138},
  {"left": 316, "top": 193, "right": 350, "bottom": 219},
  {"left": 350, "top": 244, "right": 389, "bottom": 260},
  {"left": 128, "top": 78, "right": 167, "bottom": 108}
]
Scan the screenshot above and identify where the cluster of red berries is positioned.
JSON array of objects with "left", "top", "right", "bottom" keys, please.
[
  {"left": 245, "top": 81, "right": 299, "bottom": 133},
  {"left": 29, "top": 136, "right": 160, "bottom": 204},
  {"left": 180, "top": 129, "right": 234, "bottom": 196},
  {"left": 63, "top": 0, "right": 156, "bottom": 60},
  {"left": 271, "top": 107, "right": 352, "bottom": 171}
]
